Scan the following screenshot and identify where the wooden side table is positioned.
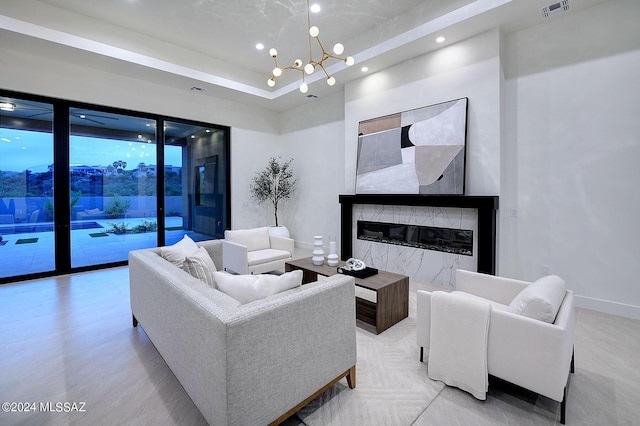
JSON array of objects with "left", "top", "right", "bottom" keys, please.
[{"left": 285, "top": 257, "right": 409, "bottom": 334}]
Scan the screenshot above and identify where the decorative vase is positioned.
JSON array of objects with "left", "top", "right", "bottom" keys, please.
[
  {"left": 312, "top": 235, "right": 324, "bottom": 265},
  {"left": 327, "top": 240, "right": 339, "bottom": 267}
]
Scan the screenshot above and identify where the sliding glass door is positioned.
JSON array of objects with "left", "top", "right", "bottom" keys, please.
[
  {"left": 69, "top": 108, "right": 158, "bottom": 268},
  {"left": 0, "top": 90, "right": 230, "bottom": 284},
  {"left": 164, "top": 121, "right": 229, "bottom": 245},
  {"left": 0, "top": 96, "right": 55, "bottom": 279}
]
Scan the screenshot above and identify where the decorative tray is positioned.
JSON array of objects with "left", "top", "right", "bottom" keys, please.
[{"left": 336, "top": 266, "right": 378, "bottom": 279}]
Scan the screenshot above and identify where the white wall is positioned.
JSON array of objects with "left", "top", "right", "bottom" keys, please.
[
  {"left": 344, "top": 29, "right": 502, "bottom": 196},
  {"left": 502, "top": 0, "right": 640, "bottom": 318},
  {"left": 279, "top": 92, "right": 345, "bottom": 249}
]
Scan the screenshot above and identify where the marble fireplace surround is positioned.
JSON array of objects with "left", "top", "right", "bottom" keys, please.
[{"left": 339, "top": 195, "right": 499, "bottom": 285}]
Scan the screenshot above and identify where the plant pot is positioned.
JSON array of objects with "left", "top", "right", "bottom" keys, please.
[{"left": 268, "top": 226, "right": 290, "bottom": 239}]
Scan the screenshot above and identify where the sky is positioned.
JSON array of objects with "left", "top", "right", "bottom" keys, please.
[{"left": 0, "top": 128, "right": 182, "bottom": 173}]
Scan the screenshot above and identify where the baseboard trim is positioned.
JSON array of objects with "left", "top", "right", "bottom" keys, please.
[{"left": 574, "top": 295, "right": 640, "bottom": 320}]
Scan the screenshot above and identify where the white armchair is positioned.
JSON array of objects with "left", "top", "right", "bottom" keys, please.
[
  {"left": 417, "top": 269, "right": 575, "bottom": 424},
  {"left": 222, "top": 226, "right": 294, "bottom": 275}
]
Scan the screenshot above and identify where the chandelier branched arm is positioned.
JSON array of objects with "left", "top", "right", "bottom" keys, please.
[{"left": 266, "top": 0, "right": 354, "bottom": 94}]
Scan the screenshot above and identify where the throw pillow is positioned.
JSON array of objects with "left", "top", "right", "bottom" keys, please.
[
  {"left": 213, "top": 270, "right": 303, "bottom": 304},
  {"left": 183, "top": 247, "right": 218, "bottom": 288},
  {"left": 160, "top": 234, "right": 199, "bottom": 268},
  {"left": 508, "top": 275, "right": 567, "bottom": 323}
]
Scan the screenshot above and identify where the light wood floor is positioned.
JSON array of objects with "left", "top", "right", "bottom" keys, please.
[{"left": 1, "top": 266, "right": 639, "bottom": 425}]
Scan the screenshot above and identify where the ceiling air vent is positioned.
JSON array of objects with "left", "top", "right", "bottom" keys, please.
[{"left": 540, "top": 0, "right": 571, "bottom": 19}]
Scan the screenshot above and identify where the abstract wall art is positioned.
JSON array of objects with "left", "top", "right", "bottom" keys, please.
[{"left": 355, "top": 98, "right": 468, "bottom": 194}]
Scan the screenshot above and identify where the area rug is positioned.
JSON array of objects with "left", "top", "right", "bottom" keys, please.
[
  {"left": 292, "top": 316, "right": 444, "bottom": 425},
  {"left": 16, "top": 238, "right": 38, "bottom": 244},
  {"left": 89, "top": 232, "right": 109, "bottom": 238}
]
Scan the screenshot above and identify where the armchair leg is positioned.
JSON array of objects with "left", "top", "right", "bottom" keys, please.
[
  {"left": 560, "top": 386, "right": 567, "bottom": 424},
  {"left": 132, "top": 314, "right": 138, "bottom": 328},
  {"left": 571, "top": 346, "right": 575, "bottom": 373},
  {"left": 420, "top": 346, "right": 424, "bottom": 363}
]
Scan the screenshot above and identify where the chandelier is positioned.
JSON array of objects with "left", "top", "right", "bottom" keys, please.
[{"left": 267, "top": 0, "right": 355, "bottom": 93}]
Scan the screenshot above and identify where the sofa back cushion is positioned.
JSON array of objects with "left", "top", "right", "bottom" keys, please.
[
  {"left": 508, "top": 275, "right": 567, "bottom": 323},
  {"left": 212, "top": 270, "right": 303, "bottom": 304},
  {"left": 225, "top": 227, "right": 271, "bottom": 252}
]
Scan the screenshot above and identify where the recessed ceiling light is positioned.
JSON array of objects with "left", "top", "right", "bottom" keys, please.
[
  {"left": 310, "top": 3, "right": 321, "bottom": 13},
  {"left": 361, "top": 66, "right": 369, "bottom": 72},
  {"left": 436, "top": 36, "right": 445, "bottom": 43},
  {"left": 256, "top": 43, "right": 264, "bottom": 50}
]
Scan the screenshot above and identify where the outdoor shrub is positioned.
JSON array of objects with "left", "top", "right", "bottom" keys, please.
[
  {"left": 104, "top": 195, "right": 131, "bottom": 218},
  {"left": 106, "top": 222, "right": 130, "bottom": 235}
]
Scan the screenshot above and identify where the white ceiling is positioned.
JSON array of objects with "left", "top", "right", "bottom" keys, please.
[{"left": 0, "top": 0, "right": 608, "bottom": 111}]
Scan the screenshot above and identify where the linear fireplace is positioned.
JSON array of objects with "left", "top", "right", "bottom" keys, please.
[
  {"left": 357, "top": 220, "right": 473, "bottom": 256},
  {"left": 339, "top": 194, "right": 498, "bottom": 277}
]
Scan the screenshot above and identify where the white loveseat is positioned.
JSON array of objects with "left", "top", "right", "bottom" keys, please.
[
  {"left": 222, "top": 226, "right": 294, "bottom": 274},
  {"left": 129, "top": 239, "right": 356, "bottom": 425},
  {"left": 417, "top": 269, "right": 575, "bottom": 424}
]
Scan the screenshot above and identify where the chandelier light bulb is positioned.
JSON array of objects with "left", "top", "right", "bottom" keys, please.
[
  {"left": 304, "top": 63, "right": 315, "bottom": 74},
  {"left": 264, "top": 4, "right": 352, "bottom": 93}
]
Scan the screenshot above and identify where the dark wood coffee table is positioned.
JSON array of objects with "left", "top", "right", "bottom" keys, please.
[{"left": 285, "top": 257, "right": 409, "bottom": 334}]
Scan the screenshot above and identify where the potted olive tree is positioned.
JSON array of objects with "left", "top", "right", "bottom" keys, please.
[{"left": 250, "top": 157, "right": 296, "bottom": 237}]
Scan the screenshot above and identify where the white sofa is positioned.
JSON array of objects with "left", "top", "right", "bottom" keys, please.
[
  {"left": 129, "top": 239, "right": 356, "bottom": 425},
  {"left": 222, "top": 226, "right": 294, "bottom": 274},
  {"left": 417, "top": 269, "right": 575, "bottom": 424}
]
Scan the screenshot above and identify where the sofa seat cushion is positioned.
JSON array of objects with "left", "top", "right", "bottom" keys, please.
[
  {"left": 451, "top": 291, "right": 510, "bottom": 312},
  {"left": 508, "top": 275, "right": 567, "bottom": 323},
  {"left": 247, "top": 248, "right": 291, "bottom": 266},
  {"left": 212, "top": 270, "right": 303, "bottom": 304},
  {"left": 225, "top": 227, "right": 271, "bottom": 252}
]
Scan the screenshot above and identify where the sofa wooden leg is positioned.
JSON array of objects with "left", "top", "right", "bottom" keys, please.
[
  {"left": 560, "top": 386, "right": 567, "bottom": 424},
  {"left": 346, "top": 366, "right": 356, "bottom": 389},
  {"left": 132, "top": 314, "right": 138, "bottom": 328},
  {"left": 570, "top": 346, "right": 575, "bottom": 374},
  {"left": 420, "top": 346, "right": 424, "bottom": 362}
]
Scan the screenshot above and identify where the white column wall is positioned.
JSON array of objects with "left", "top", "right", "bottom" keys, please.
[
  {"left": 502, "top": 0, "right": 640, "bottom": 318},
  {"left": 279, "top": 93, "right": 345, "bottom": 250}
]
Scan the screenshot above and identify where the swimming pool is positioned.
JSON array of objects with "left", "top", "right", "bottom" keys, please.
[{"left": 0, "top": 221, "right": 103, "bottom": 235}]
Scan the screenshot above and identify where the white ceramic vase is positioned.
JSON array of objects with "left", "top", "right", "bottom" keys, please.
[
  {"left": 312, "top": 235, "right": 324, "bottom": 265},
  {"left": 327, "top": 240, "right": 339, "bottom": 267}
]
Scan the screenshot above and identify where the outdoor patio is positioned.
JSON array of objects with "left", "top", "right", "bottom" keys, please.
[{"left": 0, "top": 216, "right": 211, "bottom": 279}]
